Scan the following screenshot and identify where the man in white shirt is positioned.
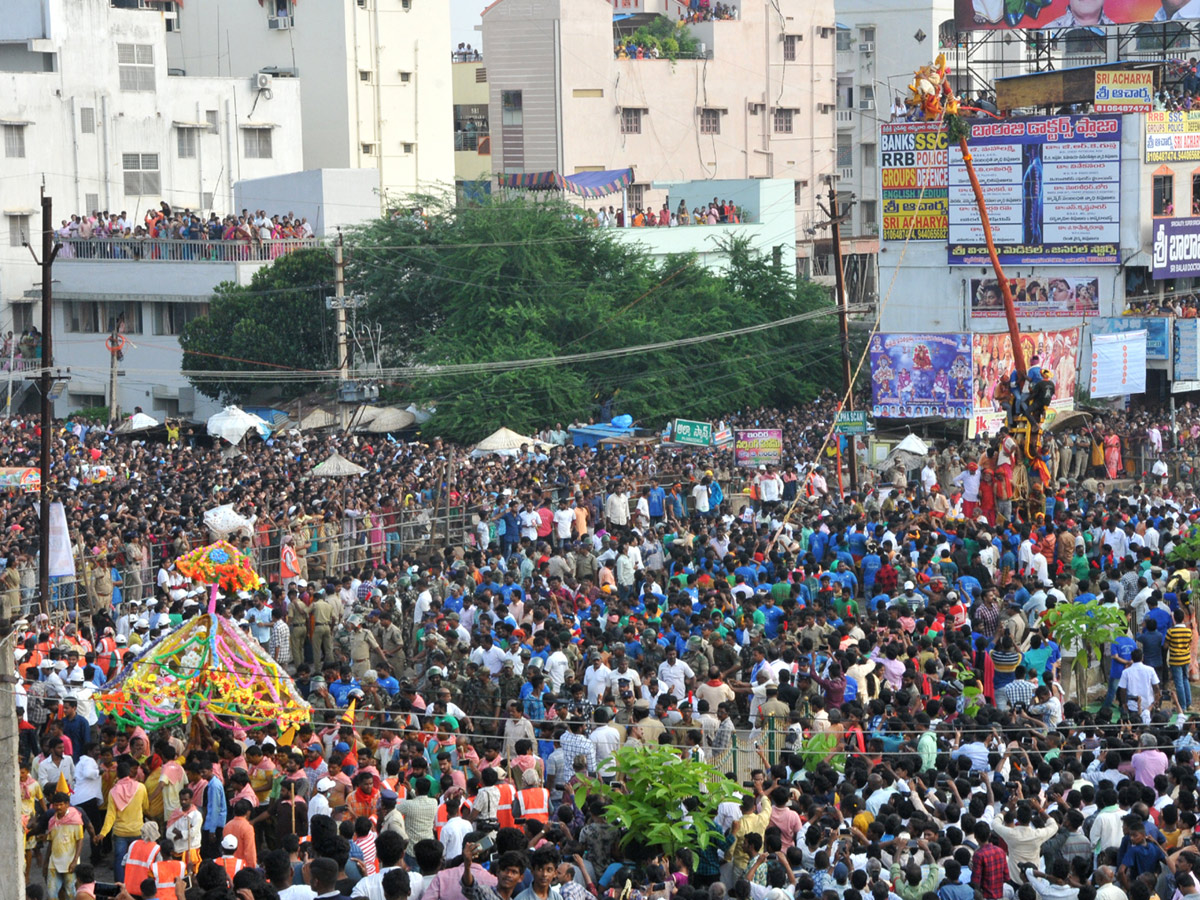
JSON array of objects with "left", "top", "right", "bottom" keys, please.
[
  {"left": 553, "top": 502, "right": 575, "bottom": 546},
  {"left": 439, "top": 796, "right": 473, "bottom": 862},
  {"left": 582, "top": 656, "right": 612, "bottom": 705},
  {"left": 590, "top": 709, "right": 621, "bottom": 780},
  {"left": 657, "top": 647, "right": 695, "bottom": 699},
  {"left": 759, "top": 467, "right": 783, "bottom": 504},
  {"left": 544, "top": 640, "right": 570, "bottom": 692},
  {"left": 350, "top": 830, "right": 407, "bottom": 900},
  {"left": 1118, "top": 649, "right": 1161, "bottom": 723},
  {"left": 605, "top": 488, "right": 630, "bottom": 527}
]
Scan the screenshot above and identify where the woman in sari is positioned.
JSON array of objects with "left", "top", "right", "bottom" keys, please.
[{"left": 1104, "top": 431, "right": 1122, "bottom": 480}]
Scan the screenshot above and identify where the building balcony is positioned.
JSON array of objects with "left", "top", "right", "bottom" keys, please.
[
  {"left": 836, "top": 109, "right": 854, "bottom": 127},
  {"left": 839, "top": 166, "right": 854, "bottom": 182},
  {"left": 57, "top": 237, "right": 319, "bottom": 264},
  {"left": 454, "top": 131, "right": 491, "bottom": 152}
]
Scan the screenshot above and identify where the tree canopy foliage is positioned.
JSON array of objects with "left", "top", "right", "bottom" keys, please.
[
  {"left": 346, "top": 195, "right": 843, "bottom": 442},
  {"left": 180, "top": 249, "right": 335, "bottom": 403},
  {"left": 180, "top": 197, "right": 846, "bottom": 439}
]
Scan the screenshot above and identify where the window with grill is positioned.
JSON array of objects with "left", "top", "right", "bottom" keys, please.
[
  {"left": 836, "top": 31, "right": 853, "bottom": 51},
  {"left": 627, "top": 184, "right": 645, "bottom": 209},
  {"left": 861, "top": 27, "right": 876, "bottom": 42},
  {"left": 3, "top": 125, "right": 25, "bottom": 158},
  {"left": 123, "top": 153, "right": 160, "bottom": 195},
  {"left": 80, "top": 107, "right": 96, "bottom": 134},
  {"left": 475, "top": 67, "right": 487, "bottom": 83},
  {"left": 205, "top": 109, "right": 219, "bottom": 132},
  {"left": 243, "top": 128, "right": 273, "bottom": 159},
  {"left": 85, "top": 194, "right": 99, "bottom": 214},
  {"left": 621, "top": 108, "right": 643, "bottom": 135},
  {"left": 862, "top": 143, "right": 877, "bottom": 167},
  {"left": 154, "top": 302, "right": 208, "bottom": 336},
  {"left": 794, "top": 181, "right": 806, "bottom": 206},
  {"left": 177, "top": 127, "right": 197, "bottom": 159},
  {"left": 773, "top": 109, "right": 793, "bottom": 134},
  {"left": 699, "top": 108, "right": 721, "bottom": 135},
  {"left": 1154, "top": 173, "right": 1175, "bottom": 216},
  {"left": 501, "top": 90, "right": 523, "bottom": 126},
  {"left": 837, "top": 134, "right": 853, "bottom": 168},
  {"left": 784, "top": 34, "right": 799, "bottom": 61},
  {"left": 8, "top": 215, "right": 29, "bottom": 248},
  {"left": 117, "top": 43, "right": 155, "bottom": 92},
  {"left": 202, "top": 192, "right": 213, "bottom": 210}
]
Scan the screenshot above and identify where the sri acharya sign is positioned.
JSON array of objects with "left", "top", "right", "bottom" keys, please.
[
  {"left": 1152, "top": 218, "right": 1200, "bottom": 280},
  {"left": 1094, "top": 71, "right": 1153, "bottom": 114}
]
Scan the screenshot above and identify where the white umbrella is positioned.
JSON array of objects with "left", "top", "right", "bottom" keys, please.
[
  {"left": 311, "top": 452, "right": 368, "bottom": 478},
  {"left": 206, "top": 405, "right": 272, "bottom": 444},
  {"left": 471, "top": 427, "right": 548, "bottom": 457},
  {"left": 361, "top": 407, "right": 416, "bottom": 434},
  {"left": 114, "top": 412, "right": 159, "bottom": 434},
  {"left": 203, "top": 504, "right": 258, "bottom": 539}
]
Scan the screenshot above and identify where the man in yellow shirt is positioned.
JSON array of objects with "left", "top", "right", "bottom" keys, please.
[{"left": 99, "top": 760, "right": 150, "bottom": 885}]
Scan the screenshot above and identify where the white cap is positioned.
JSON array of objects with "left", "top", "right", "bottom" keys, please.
[
  {"left": 903, "top": 581, "right": 914, "bottom": 590},
  {"left": 297, "top": 579, "right": 308, "bottom": 587},
  {"left": 316, "top": 777, "right": 336, "bottom": 793},
  {"left": 946, "top": 591, "right": 958, "bottom": 601},
  {"left": 135, "top": 618, "right": 149, "bottom": 628},
  {"left": 115, "top": 635, "right": 127, "bottom": 645},
  {"left": 221, "top": 834, "right": 239, "bottom": 851}
]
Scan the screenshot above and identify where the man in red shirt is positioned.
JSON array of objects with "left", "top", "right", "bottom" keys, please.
[{"left": 970, "top": 822, "right": 1009, "bottom": 900}]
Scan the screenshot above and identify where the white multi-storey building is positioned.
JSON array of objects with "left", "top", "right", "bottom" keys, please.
[
  {"left": 0, "top": 0, "right": 304, "bottom": 419},
  {"left": 166, "top": 0, "right": 454, "bottom": 204}
]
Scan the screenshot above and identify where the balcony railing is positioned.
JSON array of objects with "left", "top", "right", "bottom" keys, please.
[
  {"left": 57, "top": 237, "right": 320, "bottom": 263},
  {"left": 454, "top": 131, "right": 490, "bottom": 151},
  {"left": 835, "top": 109, "right": 854, "bottom": 126}
]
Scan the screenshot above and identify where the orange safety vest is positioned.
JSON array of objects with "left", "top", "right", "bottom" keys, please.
[
  {"left": 216, "top": 856, "right": 245, "bottom": 881},
  {"left": 435, "top": 797, "right": 473, "bottom": 838},
  {"left": 517, "top": 787, "right": 549, "bottom": 823},
  {"left": 97, "top": 637, "right": 117, "bottom": 676},
  {"left": 123, "top": 839, "right": 162, "bottom": 895},
  {"left": 152, "top": 859, "right": 185, "bottom": 900},
  {"left": 496, "top": 783, "right": 517, "bottom": 830}
]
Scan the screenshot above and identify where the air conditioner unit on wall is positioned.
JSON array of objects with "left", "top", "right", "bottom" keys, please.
[
  {"left": 255, "top": 72, "right": 273, "bottom": 90},
  {"left": 859, "top": 42, "right": 874, "bottom": 52},
  {"left": 268, "top": 16, "right": 291, "bottom": 30}
]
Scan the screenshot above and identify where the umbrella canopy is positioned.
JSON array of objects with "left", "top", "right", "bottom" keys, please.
[
  {"left": 297, "top": 408, "right": 340, "bottom": 431},
  {"left": 472, "top": 427, "right": 548, "bottom": 457},
  {"left": 361, "top": 407, "right": 416, "bottom": 433},
  {"left": 203, "top": 504, "right": 257, "bottom": 540},
  {"left": 311, "top": 452, "right": 368, "bottom": 478},
  {"left": 114, "top": 412, "right": 159, "bottom": 434},
  {"left": 870, "top": 433, "right": 930, "bottom": 472},
  {"left": 206, "top": 405, "right": 272, "bottom": 444}
]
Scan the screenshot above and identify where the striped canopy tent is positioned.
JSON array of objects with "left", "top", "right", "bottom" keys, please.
[{"left": 497, "top": 167, "right": 635, "bottom": 199}]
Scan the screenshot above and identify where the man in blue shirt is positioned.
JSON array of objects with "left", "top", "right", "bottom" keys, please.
[
  {"left": 647, "top": 484, "right": 666, "bottom": 523},
  {"left": 1104, "top": 632, "right": 1137, "bottom": 709}
]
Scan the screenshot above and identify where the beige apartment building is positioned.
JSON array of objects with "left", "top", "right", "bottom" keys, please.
[{"left": 481, "top": 0, "right": 836, "bottom": 267}]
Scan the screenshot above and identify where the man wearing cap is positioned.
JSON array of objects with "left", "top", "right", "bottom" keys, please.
[
  {"left": 310, "top": 590, "right": 336, "bottom": 672},
  {"left": 346, "top": 616, "right": 381, "bottom": 678},
  {"left": 288, "top": 588, "right": 313, "bottom": 667}
]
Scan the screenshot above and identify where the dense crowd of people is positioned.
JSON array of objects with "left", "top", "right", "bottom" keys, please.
[
  {"left": 16, "top": 394, "right": 1200, "bottom": 900},
  {"left": 57, "top": 204, "right": 316, "bottom": 261}
]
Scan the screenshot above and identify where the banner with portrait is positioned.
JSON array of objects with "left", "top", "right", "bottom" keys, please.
[
  {"left": 970, "top": 328, "right": 1080, "bottom": 437},
  {"left": 969, "top": 275, "right": 1100, "bottom": 318},
  {"left": 869, "top": 333, "right": 973, "bottom": 419}
]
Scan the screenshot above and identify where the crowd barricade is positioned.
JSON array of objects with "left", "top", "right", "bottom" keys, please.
[{"left": 57, "top": 236, "right": 320, "bottom": 263}]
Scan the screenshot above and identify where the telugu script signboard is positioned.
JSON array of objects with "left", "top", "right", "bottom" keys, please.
[
  {"left": 948, "top": 116, "right": 1121, "bottom": 266},
  {"left": 1152, "top": 217, "right": 1200, "bottom": 280},
  {"left": 879, "top": 122, "right": 948, "bottom": 242},
  {"left": 671, "top": 419, "right": 712, "bottom": 447},
  {"left": 1146, "top": 111, "right": 1200, "bottom": 163},
  {"left": 969, "top": 275, "right": 1099, "bottom": 318},
  {"left": 734, "top": 429, "right": 783, "bottom": 468},
  {"left": 1094, "top": 70, "right": 1153, "bottom": 114}
]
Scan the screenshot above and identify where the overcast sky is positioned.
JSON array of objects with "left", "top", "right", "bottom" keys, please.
[{"left": 450, "top": 0, "right": 483, "bottom": 50}]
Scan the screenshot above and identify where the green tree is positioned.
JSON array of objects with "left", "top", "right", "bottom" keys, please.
[
  {"left": 576, "top": 745, "right": 745, "bottom": 856},
  {"left": 180, "top": 249, "right": 335, "bottom": 403},
  {"left": 1044, "top": 599, "right": 1129, "bottom": 660},
  {"left": 347, "top": 195, "right": 843, "bottom": 443}
]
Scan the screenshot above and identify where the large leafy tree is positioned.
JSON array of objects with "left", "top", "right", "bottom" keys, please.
[
  {"left": 180, "top": 249, "right": 335, "bottom": 403},
  {"left": 347, "top": 195, "right": 843, "bottom": 442}
]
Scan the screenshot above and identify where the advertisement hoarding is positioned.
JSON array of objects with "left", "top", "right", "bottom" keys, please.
[
  {"left": 869, "top": 333, "right": 973, "bottom": 419},
  {"left": 969, "top": 275, "right": 1099, "bottom": 318},
  {"left": 970, "top": 328, "right": 1079, "bottom": 438},
  {"left": 1146, "top": 110, "right": 1200, "bottom": 162},
  {"left": 948, "top": 116, "right": 1121, "bottom": 266},
  {"left": 1175, "top": 318, "right": 1200, "bottom": 382},
  {"left": 880, "top": 122, "right": 948, "bottom": 241},
  {"left": 1089, "top": 331, "right": 1147, "bottom": 398},
  {"left": 1092, "top": 317, "right": 1169, "bottom": 360},
  {"left": 671, "top": 419, "right": 712, "bottom": 447},
  {"left": 734, "top": 429, "right": 783, "bottom": 468},
  {"left": 1152, "top": 217, "right": 1200, "bottom": 280},
  {"left": 955, "top": 0, "right": 1199, "bottom": 30},
  {"left": 1094, "top": 70, "right": 1153, "bottom": 114}
]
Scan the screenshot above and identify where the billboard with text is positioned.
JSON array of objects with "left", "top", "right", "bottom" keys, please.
[{"left": 955, "top": 0, "right": 1200, "bottom": 30}]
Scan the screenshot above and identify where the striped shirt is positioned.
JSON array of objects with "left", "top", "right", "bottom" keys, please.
[{"left": 1166, "top": 624, "right": 1192, "bottom": 667}]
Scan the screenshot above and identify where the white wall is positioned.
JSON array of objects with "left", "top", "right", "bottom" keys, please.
[
  {"left": 235, "top": 169, "right": 381, "bottom": 237},
  {"left": 167, "top": 0, "right": 453, "bottom": 202}
]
